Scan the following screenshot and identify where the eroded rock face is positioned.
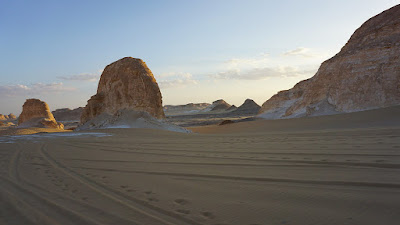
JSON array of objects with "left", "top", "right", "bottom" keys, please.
[
  {"left": 0, "top": 114, "right": 6, "bottom": 121},
  {"left": 259, "top": 5, "right": 400, "bottom": 119},
  {"left": 18, "top": 99, "right": 63, "bottom": 129},
  {"left": 80, "top": 57, "right": 165, "bottom": 125}
]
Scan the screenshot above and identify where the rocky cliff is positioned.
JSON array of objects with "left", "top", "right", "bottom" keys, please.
[{"left": 259, "top": 5, "right": 400, "bottom": 119}]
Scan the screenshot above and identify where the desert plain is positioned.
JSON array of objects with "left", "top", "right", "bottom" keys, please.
[{"left": 1, "top": 106, "right": 399, "bottom": 225}]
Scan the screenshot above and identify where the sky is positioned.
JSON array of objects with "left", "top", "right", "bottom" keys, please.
[{"left": 0, "top": 0, "right": 398, "bottom": 115}]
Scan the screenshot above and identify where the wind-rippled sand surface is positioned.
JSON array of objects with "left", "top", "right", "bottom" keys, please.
[{"left": 1, "top": 107, "right": 400, "bottom": 225}]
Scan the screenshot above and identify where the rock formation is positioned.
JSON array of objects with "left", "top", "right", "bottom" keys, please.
[
  {"left": 18, "top": 99, "right": 64, "bottom": 129},
  {"left": 8, "top": 113, "right": 16, "bottom": 120},
  {"left": 226, "top": 105, "right": 238, "bottom": 111},
  {"left": 0, "top": 114, "right": 6, "bottom": 121},
  {"left": 259, "top": 5, "right": 400, "bottom": 119},
  {"left": 80, "top": 57, "right": 165, "bottom": 126},
  {"left": 163, "top": 103, "right": 210, "bottom": 115},
  {"left": 232, "top": 99, "right": 261, "bottom": 115},
  {"left": 52, "top": 107, "right": 83, "bottom": 121},
  {"left": 210, "top": 99, "right": 231, "bottom": 111}
]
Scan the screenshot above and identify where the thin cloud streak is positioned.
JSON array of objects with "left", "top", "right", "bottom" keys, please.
[{"left": 0, "top": 83, "right": 76, "bottom": 97}]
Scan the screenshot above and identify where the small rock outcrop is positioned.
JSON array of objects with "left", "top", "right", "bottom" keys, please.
[
  {"left": 219, "top": 120, "right": 234, "bottom": 126},
  {"left": 18, "top": 99, "right": 64, "bottom": 129},
  {"left": 232, "top": 99, "right": 261, "bottom": 115},
  {"left": 0, "top": 114, "right": 6, "bottom": 121},
  {"left": 52, "top": 107, "right": 83, "bottom": 121},
  {"left": 81, "top": 57, "right": 165, "bottom": 125},
  {"left": 210, "top": 99, "right": 231, "bottom": 111},
  {"left": 8, "top": 113, "right": 16, "bottom": 120},
  {"left": 164, "top": 103, "right": 210, "bottom": 115},
  {"left": 259, "top": 5, "right": 400, "bottom": 119}
]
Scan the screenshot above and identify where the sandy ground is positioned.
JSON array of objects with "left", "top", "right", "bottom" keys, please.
[{"left": 1, "top": 106, "right": 400, "bottom": 225}]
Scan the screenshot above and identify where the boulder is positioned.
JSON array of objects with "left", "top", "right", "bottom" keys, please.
[
  {"left": 18, "top": 99, "right": 64, "bottom": 129},
  {"left": 80, "top": 57, "right": 165, "bottom": 125},
  {"left": 259, "top": 5, "right": 400, "bottom": 119}
]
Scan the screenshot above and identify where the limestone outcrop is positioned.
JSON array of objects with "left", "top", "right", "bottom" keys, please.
[
  {"left": 80, "top": 57, "right": 165, "bottom": 126},
  {"left": 8, "top": 113, "right": 16, "bottom": 120},
  {"left": 18, "top": 99, "right": 64, "bottom": 129},
  {"left": 52, "top": 107, "right": 83, "bottom": 121},
  {"left": 259, "top": 5, "right": 400, "bottom": 119},
  {"left": 163, "top": 103, "right": 210, "bottom": 115}
]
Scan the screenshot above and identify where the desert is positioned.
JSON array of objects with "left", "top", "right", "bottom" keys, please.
[{"left": 1, "top": 2, "right": 400, "bottom": 225}]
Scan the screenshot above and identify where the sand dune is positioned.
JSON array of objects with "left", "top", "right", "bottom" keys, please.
[{"left": 1, "top": 107, "right": 400, "bottom": 224}]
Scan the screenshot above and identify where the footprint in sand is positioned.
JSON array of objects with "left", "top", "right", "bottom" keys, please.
[
  {"left": 176, "top": 209, "right": 190, "bottom": 215},
  {"left": 201, "top": 211, "right": 215, "bottom": 219},
  {"left": 174, "top": 198, "right": 189, "bottom": 205}
]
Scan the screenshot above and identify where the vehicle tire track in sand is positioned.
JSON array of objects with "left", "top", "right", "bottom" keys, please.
[
  {"left": 9, "top": 145, "right": 144, "bottom": 225},
  {"left": 39, "top": 144, "right": 202, "bottom": 225},
  {"left": 64, "top": 142, "right": 400, "bottom": 169},
  {"left": 5, "top": 145, "right": 133, "bottom": 225},
  {"left": 72, "top": 166, "right": 400, "bottom": 189}
]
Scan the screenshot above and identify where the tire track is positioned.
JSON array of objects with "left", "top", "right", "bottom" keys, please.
[
  {"left": 39, "top": 144, "right": 202, "bottom": 225},
  {"left": 71, "top": 166, "right": 400, "bottom": 189},
  {"left": 8, "top": 146, "right": 142, "bottom": 225},
  {"left": 63, "top": 142, "right": 400, "bottom": 169}
]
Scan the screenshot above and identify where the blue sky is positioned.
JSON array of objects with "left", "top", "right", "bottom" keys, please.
[{"left": 0, "top": 0, "right": 398, "bottom": 114}]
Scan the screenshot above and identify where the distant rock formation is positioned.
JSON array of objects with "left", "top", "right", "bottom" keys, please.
[
  {"left": 0, "top": 114, "right": 6, "bottom": 121},
  {"left": 18, "top": 99, "right": 64, "bottom": 129},
  {"left": 164, "top": 103, "right": 210, "bottom": 115},
  {"left": 259, "top": 5, "right": 400, "bottom": 119},
  {"left": 226, "top": 105, "right": 238, "bottom": 111},
  {"left": 52, "top": 107, "right": 83, "bottom": 121},
  {"left": 210, "top": 99, "right": 231, "bottom": 111},
  {"left": 232, "top": 99, "right": 261, "bottom": 115},
  {"left": 8, "top": 113, "right": 16, "bottom": 120},
  {"left": 80, "top": 57, "right": 165, "bottom": 126}
]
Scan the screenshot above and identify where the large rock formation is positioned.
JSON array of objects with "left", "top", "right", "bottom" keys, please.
[
  {"left": 18, "top": 99, "right": 64, "bottom": 129},
  {"left": 52, "top": 107, "right": 83, "bottom": 121},
  {"left": 232, "top": 99, "right": 261, "bottom": 115},
  {"left": 259, "top": 5, "right": 400, "bottom": 119},
  {"left": 80, "top": 57, "right": 165, "bottom": 125},
  {"left": 0, "top": 114, "right": 6, "bottom": 121}
]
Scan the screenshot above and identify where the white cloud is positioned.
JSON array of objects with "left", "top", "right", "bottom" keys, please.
[
  {"left": 283, "top": 47, "right": 318, "bottom": 58},
  {"left": 223, "top": 52, "right": 269, "bottom": 69},
  {"left": 57, "top": 69, "right": 103, "bottom": 82},
  {"left": 0, "top": 83, "right": 76, "bottom": 97},
  {"left": 158, "top": 72, "right": 198, "bottom": 89},
  {"left": 210, "top": 66, "right": 317, "bottom": 80}
]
